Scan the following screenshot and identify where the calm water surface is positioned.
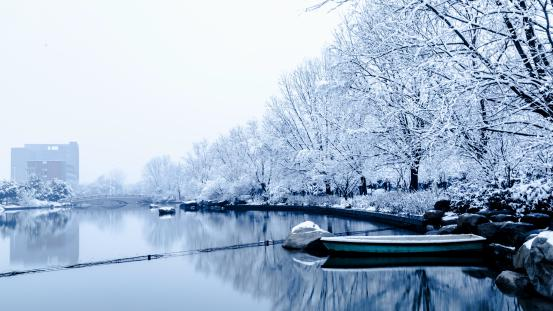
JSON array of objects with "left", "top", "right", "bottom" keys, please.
[{"left": 0, "top": 204, "right": 521, "bottom": 310}]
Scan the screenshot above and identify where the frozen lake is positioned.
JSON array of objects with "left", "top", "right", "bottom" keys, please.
[{"left": 0, "top": 205, "right": 520, "bottom": 310}]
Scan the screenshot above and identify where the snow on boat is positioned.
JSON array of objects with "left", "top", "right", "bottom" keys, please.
[
  {"left": 321, "top": 234, "right": 486, "bottom": 255},
  {"left": 158, "top": 206, "right": 176, "bottom": 216}
]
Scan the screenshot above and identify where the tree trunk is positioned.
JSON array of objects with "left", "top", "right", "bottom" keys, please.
[
  {"left": 360, "top": 176, "right": 367, "bottom": 195},
  {"left": 409, "top": 162, "right": 419, "bottom": 192}
]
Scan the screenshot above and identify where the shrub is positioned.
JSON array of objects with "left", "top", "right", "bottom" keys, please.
[{"left": 352, "top": 190, "right": 437, "bottom": 215}]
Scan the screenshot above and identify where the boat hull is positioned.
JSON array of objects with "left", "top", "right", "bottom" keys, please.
[{"left": 322, "top": 237, "right": 486, "bottom": 255}]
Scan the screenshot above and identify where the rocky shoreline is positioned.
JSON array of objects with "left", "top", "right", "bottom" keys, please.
[
  {"left": 180, "top": 199, "right": 553, "bottom": 302},
  {"left": 422, "top": 200, "right": 553, "bottom": 302}
]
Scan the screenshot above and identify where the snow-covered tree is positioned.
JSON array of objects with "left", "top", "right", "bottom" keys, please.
[
  {"left": 265, "top": 58, "right": 369, "bottom": 198},
  {"left": 142, "top": 156, "right": 184, "bottom": 199},
  {"left": 0, "top": 180, "right": 20, "bottom": 204}
]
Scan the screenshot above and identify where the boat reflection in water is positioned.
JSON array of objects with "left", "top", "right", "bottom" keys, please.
[{"left": 322, "top": 254, "right": 486, "bottom": 269}]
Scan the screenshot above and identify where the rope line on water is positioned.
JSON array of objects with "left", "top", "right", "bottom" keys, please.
[{"left": 0, "top": 227, "right": 395, "bottom": 278}]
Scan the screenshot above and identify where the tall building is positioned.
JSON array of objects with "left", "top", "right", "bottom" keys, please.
[{"left": 11, "top": 142, "right": 79, "bottom": 185}]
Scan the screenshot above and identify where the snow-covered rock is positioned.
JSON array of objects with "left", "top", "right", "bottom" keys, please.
[
  {"left": 514, "top": 237, "right": 534, "bottom": 270},
  {"left": 283, "top": 221, "right": 333, "bottom": 254},
  {"left": 290, "top": 221, "right": 323, "bottom": 234},
  {"left": 520, "top": 231, "right": 553, "bottom": 299},
  {"left": 441, "top": 212, "right": 458, "bottom": 226}
]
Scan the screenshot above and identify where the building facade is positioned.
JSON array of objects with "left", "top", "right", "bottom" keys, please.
[{"left": 11, "top": 142, "right": 79, "bottom": 185}]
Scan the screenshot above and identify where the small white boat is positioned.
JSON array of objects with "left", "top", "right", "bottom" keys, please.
[
  {"left": 149, "top": 204, "right": 159, "bottom": 209},
  {"left": 321, "top": 234, "right": 486, "bottom": 255}
]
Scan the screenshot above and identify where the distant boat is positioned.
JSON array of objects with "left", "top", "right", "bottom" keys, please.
[
  {"left": 149, "top": 204, "right": 159, "bottom": 209},
  {"left": 321, "top": 234, "right": 486, "bottom": 255},
  {"left": 158, "top": 206, "right": 176, "bottom": 216}
]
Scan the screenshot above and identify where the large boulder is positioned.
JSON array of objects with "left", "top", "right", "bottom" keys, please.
[
  {"left": 477, "top": 222, "right": 536, "bottom": 246},
  {"left": 495, "top": 270, "right": 532, "bottom": 296},
  {"left": 514, "top": 238, "right": 534, "bottom": 270},
  {"left": 433, "top": 199, "right": 451, "bottom": 212},
  {"left": 423, "top": 209, "right": 444, "bottom": 225},
  {"left": 502, "top": 222, "right": 538, "bottom": 247},
  {"left": 282, "top": 221, "right": 333, "bottom": 255},
  {"left": 476, "top": 222, "right": 502, "bottom": 240},
  {"left": 457, "top": 213, "right": 490, "bottom": 233},
  {"left": 526, "top": 231, "right": 553, "bottom": 299},
  {"left": 521, "top": 213, "right": 551, "bottom": 229},
  {"left": 517, "top": 231, "right": 553, "bottom": 300}
]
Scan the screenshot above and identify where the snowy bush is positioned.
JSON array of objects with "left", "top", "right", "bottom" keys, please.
[
  {"left": 267, "top": 186, "right": 291, "bottom": 204},
  {"left": 268, "top": 194, "right": 341, "bottom": 207},
  {"left": 510, "top": 179, "right": 553, "bottom": 212},
  {"left": 199, "top": 178, "right": 230, "bottom": 201},
  {"left": 352, "top": 191, "right": 437, "bottom": 215},
  {"left": 447, "top": 179, "right": 553, "bottom": 213},
  {"left": 45, "top": 179, "right": 73, "bottom": 201}
]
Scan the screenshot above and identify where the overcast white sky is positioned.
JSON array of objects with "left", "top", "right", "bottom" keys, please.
[{"left": 0, "top": 0, "right": 345, "bottom": 183}]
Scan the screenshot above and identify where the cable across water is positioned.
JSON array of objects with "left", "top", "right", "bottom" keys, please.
[{"left": 0, "top": 227, "right": 395, "bottom": 278}]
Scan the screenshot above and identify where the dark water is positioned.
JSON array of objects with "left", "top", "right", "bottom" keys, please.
[{"left": 0, "top": 205, "right": 521, "bottom": 310}]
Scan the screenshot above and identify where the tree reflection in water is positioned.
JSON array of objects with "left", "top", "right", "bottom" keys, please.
[
  {"left": 141, "top": 210, "right": 518, "bottom": 311},
  {"left": 186, "top": 245, "right": 518, "bottom": 311},
  {"left": 0, "top": 207, "right": 523, "bottom": 310}
]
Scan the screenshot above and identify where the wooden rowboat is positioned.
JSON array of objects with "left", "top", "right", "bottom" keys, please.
[{"left": 321, "top": 234, "right": 486, "bottom": 255}]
